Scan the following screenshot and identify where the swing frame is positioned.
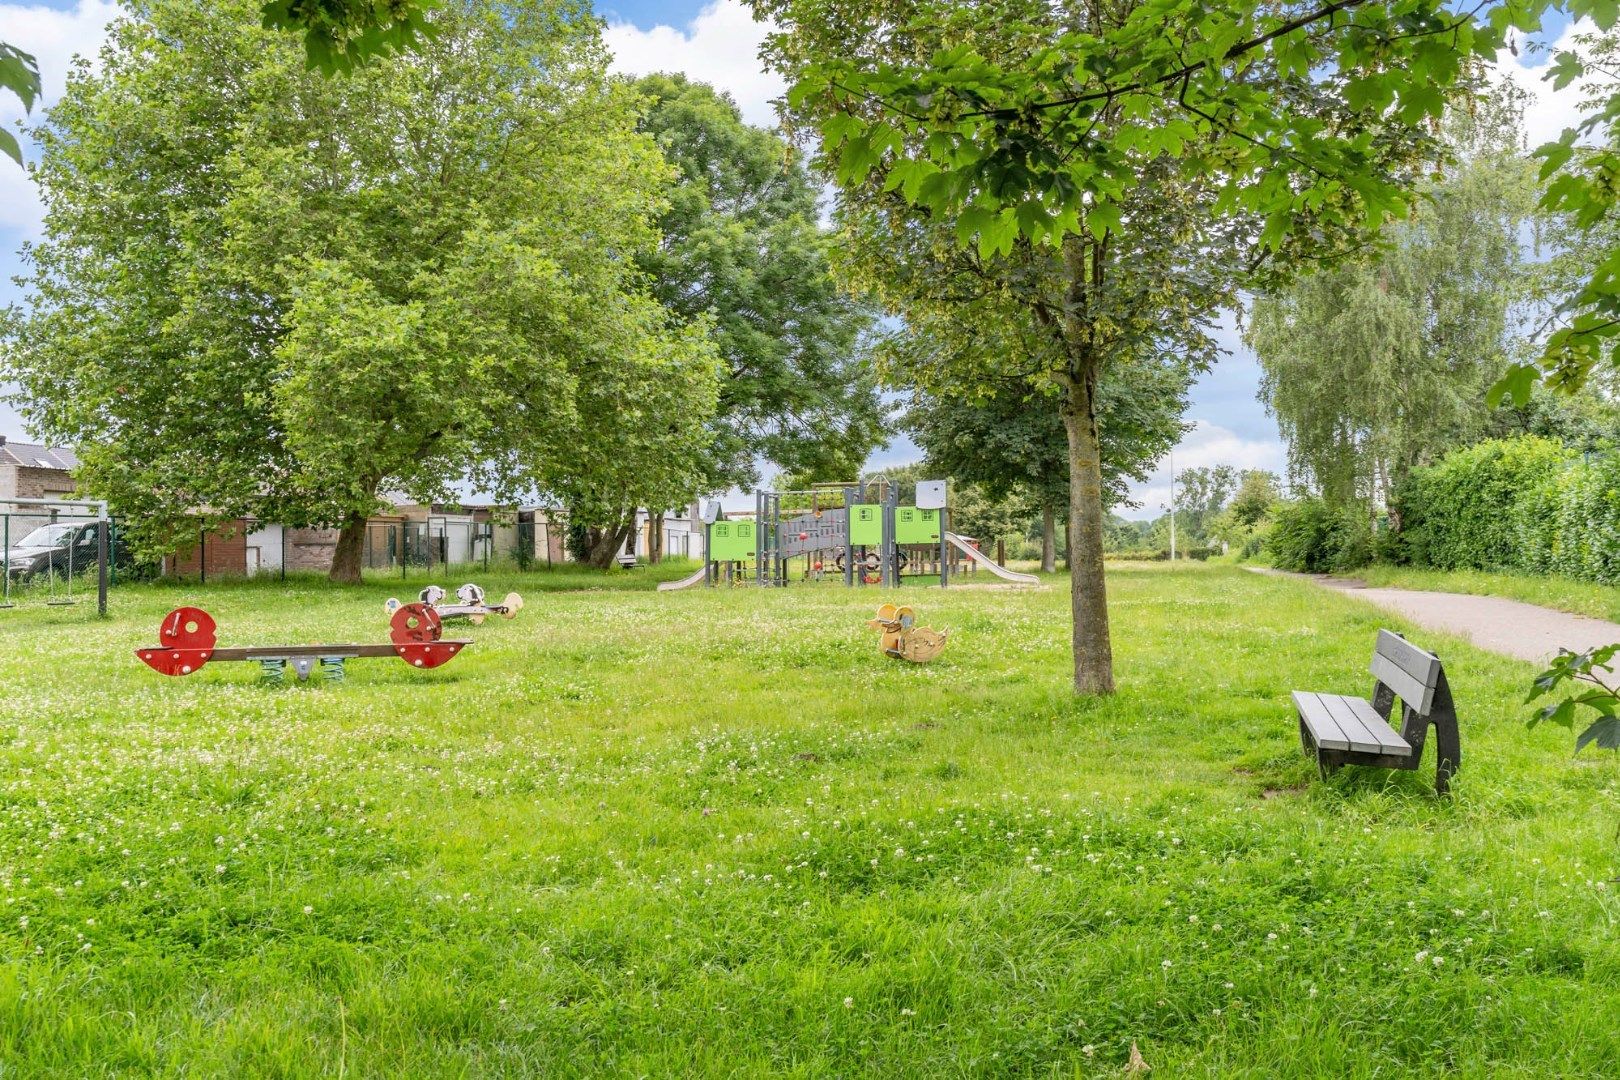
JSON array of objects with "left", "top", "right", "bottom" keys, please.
[{"left": 1, "top": 496, "right": 111, "bottom": 616}]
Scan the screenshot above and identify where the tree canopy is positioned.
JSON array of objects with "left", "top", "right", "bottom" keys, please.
[
  {"left": 903, "top": 359, "right": 1189, "bottom": 514},
  {"left": 1, "top": 0, "right": 716, "bottom": 581},
  {"left": 1246, "top": 89, "right": 1542, "bottom": 506},
  {"left": 634, "top": 73, "right": 884, "bottom": 494}
]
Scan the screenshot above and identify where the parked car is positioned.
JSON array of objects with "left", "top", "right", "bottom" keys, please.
[{"left": 3, "top": 521, "right": 120, "bottom": 580}]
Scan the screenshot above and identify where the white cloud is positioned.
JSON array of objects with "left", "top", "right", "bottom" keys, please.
[
  {"left": 1119, "top": 420, "right": 1288, "bottom": 520},
  {"left": 1494, "top": 18, "right": 1595, "bottom": 145},
  {"left": 602, "top": 1, "right": 783, "bottom": 128},
  {"left": 0, "top": 1, "right": 120, "bottom": 233}
]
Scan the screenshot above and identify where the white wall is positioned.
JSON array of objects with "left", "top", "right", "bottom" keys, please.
[{"left": 246, "top": 523, "right": 283, "bottom": 576}]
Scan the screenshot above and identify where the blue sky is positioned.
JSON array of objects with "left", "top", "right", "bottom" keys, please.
[{"left": 0, "top": 1, "right": 1590, "bottom": 515}]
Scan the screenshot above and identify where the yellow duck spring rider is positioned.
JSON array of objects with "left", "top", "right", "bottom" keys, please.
[{"left": 867, "top": 603, "right": 949, "bottom": 663}]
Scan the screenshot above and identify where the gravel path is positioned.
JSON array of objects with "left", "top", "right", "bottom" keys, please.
[{"left": 1249, "top": 568, "right": 1620, "bottom": 665}]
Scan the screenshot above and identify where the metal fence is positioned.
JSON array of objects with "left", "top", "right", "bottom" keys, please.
[{"left": 361, "top": 518, "right": 500, "bottom": 576}]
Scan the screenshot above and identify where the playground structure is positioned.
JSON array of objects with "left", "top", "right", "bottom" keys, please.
[
  {"left": 136, "top": 603, "right": 470, "bottom": 683},
  {"left": 385, "top": 583, "right": 524, "bottom": 624},
  {"left": 1, "top": 496, "right": 111, "bottom": 615},
  {"left": 868, "top": 603, "right": 949, "bottom": 663},
  {"left": 659, "top": 478, "right": 1039, "bottom": 591}
]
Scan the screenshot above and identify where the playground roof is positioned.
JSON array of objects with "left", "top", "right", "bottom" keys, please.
[{"left": 0, "top": 440, "right": 78, "bottom": 472}]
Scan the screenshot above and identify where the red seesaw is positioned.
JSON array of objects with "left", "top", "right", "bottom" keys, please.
[{"left": 136, "top": 603, "right": 470, "bottom": 683}]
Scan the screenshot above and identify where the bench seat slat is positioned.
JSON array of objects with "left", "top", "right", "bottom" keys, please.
[
  {"left": 1293, "top": 691, "right": 1351, "bottom": 751},
  {"left": 1318, "top": 693, "right": 1388, "bottom": 754},
  {"left": 1343, "top": 695, "right": 1413, "bottom": 755},
  {"left": 1295, "top": 691, "right": 1414, "bottom": 757}
]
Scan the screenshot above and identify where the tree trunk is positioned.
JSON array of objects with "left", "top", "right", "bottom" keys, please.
[
  {"left": 650, "top": 511, "right": 664, "bottom": 564},
  {"left": 1061, "top": 371, "right": 1115, "bottom": 695},
  {"left": 1041, "top": 504, "right": 1057, "bottom": 573},
  {"left": 586, "top": 515, "right": 634, "bottom": 569},
  {"left": 329, "top": 510, "right": 368, "bottom": 584}
]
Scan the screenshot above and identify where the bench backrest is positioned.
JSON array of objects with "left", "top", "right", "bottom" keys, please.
[{"left": 1369, "top": 629, "right": 1442, "bottom": 714}]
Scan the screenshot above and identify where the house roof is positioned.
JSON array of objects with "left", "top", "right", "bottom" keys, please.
[{"left": 0, "top": 440, "right": 78, "bottom": 471}]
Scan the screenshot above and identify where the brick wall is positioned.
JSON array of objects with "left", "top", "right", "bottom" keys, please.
[
  {"left": 284, "top": 527, "right": 339, "bottom": 573},
  {"left": 169, "top": 520, "right": 249, "bottom": 578},
  {"left": 4, "top": 466, "right": 76, "bottom": 501}
]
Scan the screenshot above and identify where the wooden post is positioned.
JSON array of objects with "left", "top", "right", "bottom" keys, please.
[{"left": 996, "top": 538, "right": 1005, "bottom": 567}]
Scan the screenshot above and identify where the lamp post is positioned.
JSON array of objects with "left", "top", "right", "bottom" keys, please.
[{"left": 1168, "top": 451, "right": 1177, "bottom": 561}]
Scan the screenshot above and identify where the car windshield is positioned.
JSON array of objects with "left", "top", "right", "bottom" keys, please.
[{"left": 14, "top": 523, "right": 78, "bottom": 549}]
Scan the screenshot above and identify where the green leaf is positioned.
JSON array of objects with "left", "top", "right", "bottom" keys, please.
[
  {"left": 1085, "top": 201, "right": 1122, "bottom": 237},
  {"left": 1014, "top": 200, "right": 1051, "bottom": 241},
  {"left": 1576, "top": 714, "right": 1620, "bottom": 752},
  {"left": 1487, "top": 364, "right": 1539, "bottom": 408},
  {"left": 1538, "top": 698, "right": 1578, "bottom": 731},
  {"left": 978, "top": 208, "right": 1019, "bottom": 258},
  {"left": 955, "top": 204, "right": 995, "bottom": 247},
  {"left": 0, "top": 44, "right": 41, "bottom": 113},
  {"left": 0, "top": 124, "right": 21, "bottom": 168},
  {"left": 1535, "top": 139, "right": 1576, "bottom": 181}
]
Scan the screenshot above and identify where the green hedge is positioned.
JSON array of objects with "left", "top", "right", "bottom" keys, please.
[
  {"left": 1104, "top": 546, "right": 1219, "bottom": 562},
  {"left": 1267, "top": 498, "right": 1372, "bottom": 573},
  {"left": 1397, "top": 437, "right": 1572, "bottom": 572},
  {"left": 1389, "top": 436, "right": 1620, "bottom": 585},
  {"left": 1513, "top": 451, "right": 1620, "bottom": 584}
]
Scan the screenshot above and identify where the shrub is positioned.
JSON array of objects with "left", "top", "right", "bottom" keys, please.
[
  {"left": 1396, "top": 437, "right": 1572, "bottom": 572},
  {"left": 1103, "top": 546, "right": 1218, "bottom": 562},
  {"left": 1515, "top": 453, "right": 1620, "bottom": 584},
  {"left": 1267, "top": 498, "right": 1373, "bottom": 574}
]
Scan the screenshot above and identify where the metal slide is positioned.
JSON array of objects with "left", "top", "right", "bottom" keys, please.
[
  {"left": 944, "top": 532, "right": 1041, "bottom": 584},
  {"left": 657, "top": 567, "right": 709, "bottom": 592}
]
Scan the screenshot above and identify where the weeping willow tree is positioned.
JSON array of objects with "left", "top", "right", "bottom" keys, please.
[{"left": 1245, "top": 88, "right": 1541, "bottom": 508}]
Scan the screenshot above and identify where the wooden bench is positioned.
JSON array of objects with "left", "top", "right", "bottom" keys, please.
[
  {"left": 1293, "top": 630, "right": 1461, "bottom": 794},
  {"left": 615, "top": 554, "right": 639, "bottom": 569}
]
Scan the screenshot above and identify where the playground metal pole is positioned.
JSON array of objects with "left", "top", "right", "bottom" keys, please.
[
  {"left": 882, "top": 487, "right": 898, "bottom": 588},
  {"left": 843, "top": 486, "right": 856, "bottom": 588},
  {"left": 97, "top": 518, "right": 108, "bottom": 616},
  {"left": 939, "top": 506, "right": 949, "bottom": 589},
  {"left": 2, "top": 515, "right": 10, "bottom": 609}
]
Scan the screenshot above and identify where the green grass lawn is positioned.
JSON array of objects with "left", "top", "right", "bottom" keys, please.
[
  {"left": 1353, "top": 564, "right": 1620, "bottom": 624},
  {"left": 0, "top": 563, "right": 1616, "bottom": 1076}
]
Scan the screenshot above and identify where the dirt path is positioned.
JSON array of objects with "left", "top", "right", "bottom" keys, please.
[{"left": 1249, "top": 568, "right": 1620, "bottom": 664}]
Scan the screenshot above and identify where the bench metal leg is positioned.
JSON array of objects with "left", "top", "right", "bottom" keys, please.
[{"left": 1299, "top": 715, "right": 1340, "bottom": 780}]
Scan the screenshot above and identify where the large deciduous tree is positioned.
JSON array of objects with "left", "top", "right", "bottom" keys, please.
[
  {"left": 755, "top": 0, "right": 1434, "bottom": 692},
  {"left": 1246, "top": 89, "right": 1541, "bottom": 508},
  {"left": 2, "top": 0, "right": 716, "bottom": 582},
  {"left": 634, "top": 73, "right": 883, "bottom": 495}
]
